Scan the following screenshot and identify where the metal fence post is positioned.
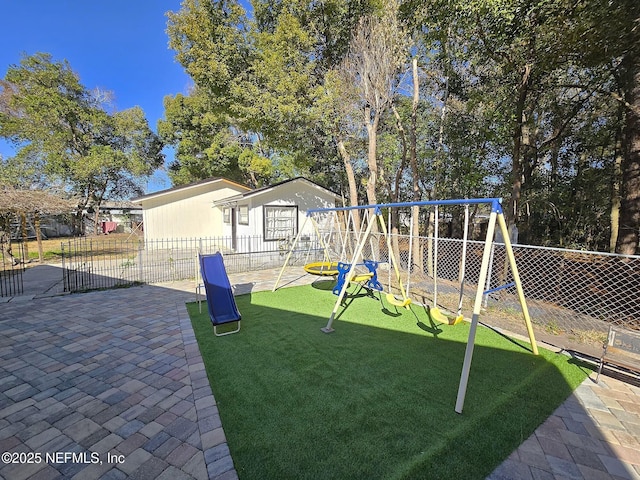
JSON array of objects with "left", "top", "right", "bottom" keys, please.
[{"left": 138, "top": 238, "right": 144, "bottom": 284}]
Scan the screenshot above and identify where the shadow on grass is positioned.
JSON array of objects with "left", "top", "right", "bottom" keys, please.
[
  {"left": 190, "top": 284, "right": 590, "bottom": 480},
  {"left": 311, "top": 278, "right": 335, "bottom": 291},
  {"left": 479, "top": 320, "right": 537, "bottom": 354}
]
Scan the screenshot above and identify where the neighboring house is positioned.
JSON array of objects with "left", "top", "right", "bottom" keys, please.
[
  {"left": 133, "top": 177, "right": 340, "bottom": 251},
  {"left": 8, "top": 215, "right": 73, "bottom": 239},
  {"left": 96, "top": 201, "right": 144, "bottom": 235},
  {"left": 132, "top": 178, "right": 251, "bottom": 240}
]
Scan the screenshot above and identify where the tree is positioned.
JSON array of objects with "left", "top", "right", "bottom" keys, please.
[
  {"left": 162, "top": 0, "right": 636, "bottom": 253},
  {"left": 572, "top": 0, "right": 640, "bottom": 254},
  {"left": 342, "top": 1, "right": 409, "bottom": 207},
  {"left": 0, "top": 184, "right": 75, "bottom": 262},
  {"left": 165, "top": 0, "right": 378, "bottom": 199},
  {"left": 316, "top": 67, "right": 365, "bottom": 218},
  {"left": 446, "top": 1, "right": 574, "bottom": 227},
  {"left": 159, "top": 90, "right": 250, "bottom": 186},
  {"left": 167, "top": 0, "right": 250, "bottom": 116},
  {"left": 618, "top": 48, "right": 640, "bottom": 255},
  {"left": 407, "top": 0, "right": 629, "bottom": 251},
  {"left": 0, "top": 53, "right": 164, "bottom": 232}
]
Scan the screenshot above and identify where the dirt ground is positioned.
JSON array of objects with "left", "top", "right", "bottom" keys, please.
[{"left": 478, "top": 309, "right": 605, "bottom": 359}]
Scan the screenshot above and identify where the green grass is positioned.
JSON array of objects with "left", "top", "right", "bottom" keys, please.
[
  {"left": 26, "top": 250, "right": 62, "bottom": 262},
  {"left": 188, "top": 282, "right": 590, "bottom": 480}
]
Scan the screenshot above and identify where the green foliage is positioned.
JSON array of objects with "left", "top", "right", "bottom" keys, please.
[
  {"left": 159, "top": 90, "right": 249, "bottom": 185},
  {"left": 0, "top": 147, "right": 47, "bottom": 189},
  {"left": 401, "top": 0, "right": 640, "bottom": 251},
  {"left": 164, "top": 0, "right": 378, "bottom": 191},
  {"left": 162, "top": 0, "right": 639, "bottom": 252},
  {"left": 238, "top": 149, "right": 273, "bottom": 184},
  {"left": 166, "top": 0, "right": 250, "bottom": 110},
  {"left": 0, "top": 53, "right": 163, "bottom": 210}
]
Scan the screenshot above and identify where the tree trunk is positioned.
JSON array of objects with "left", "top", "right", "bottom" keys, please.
[
  {"left": 434, "top": 76, "right": 449, "bottom": 201},
  {"left": 364, "top": 106, "right": 380, "bottom": 250},
  {"left": 410, "top": 57, "right": 422, "bottom": 273},
  {"left": 427, "top": 71, "right": 450, "bottom": 277},
  {"left": 336, "top": 137, "right": 360, "bottom": 231},
  {"left": 35, "top": 213, "right": 44, "bottom": 262},
  {"left": 510, "top": 64, "right": 532, "bottom": 227},
  {"left": 20, "top": 212, "right": 29, "bottom": 261},
  {"left": 616, "top": 52, "right": 640, "bottom": 255},
  {"left": 94, "top": 207, "right": 101, "bottom": 236},
  {"left": 610, "top": 117, "right": 624, "bottom": 253},
  {"left": 365, "top": 106, "right": 379, "bottom": 207},
  {"left": 390, "top": 105, "right": 408, "bottom": 204},
  {"left": 390, "top": 104, "right": 408, "bottom": 266}
]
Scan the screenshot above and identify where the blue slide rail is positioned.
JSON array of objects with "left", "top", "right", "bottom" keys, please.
[{"left": 199, "top": 253, "right": 241, "bottom": 336}]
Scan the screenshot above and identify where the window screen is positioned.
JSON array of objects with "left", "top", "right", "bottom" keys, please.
[{"left": 264, "top": 205, "right": 297, "bottom": 241}]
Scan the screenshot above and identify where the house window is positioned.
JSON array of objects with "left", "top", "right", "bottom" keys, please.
[
  {"left": 223, "top": 207, "right": 231, "bottom": 224},
  {"left": 264, "top": 205, "right": 298, "bottom": 241},
  {"left": 238, "top": 205, "right": 249, "bottom": 225}
]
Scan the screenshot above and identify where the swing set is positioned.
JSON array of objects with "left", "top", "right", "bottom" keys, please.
[
  {"left": 273, "top": 197, "right": 538, "bottom": 414},
  {"left": 274, "top": 203, "right": 413, "bottom": 306}
]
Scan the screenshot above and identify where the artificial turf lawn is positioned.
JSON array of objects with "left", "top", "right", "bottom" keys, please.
[{"left": 188, "top": 281, "right": 590, "bottom": 480}]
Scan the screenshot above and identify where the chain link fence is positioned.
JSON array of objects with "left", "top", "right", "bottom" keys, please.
[
  {"left": 302, "top": 207, "right": 639, "bottom": 355},
  {"left": 317, "top": 227, "right": 639, "bottom": 356}
]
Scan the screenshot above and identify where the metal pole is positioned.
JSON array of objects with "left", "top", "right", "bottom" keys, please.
[
  {"left": 272, "top": 215, "right": 308, "bottom": 291},
  {"left": 433, "top": 205, "right": 439, "bottom": 307},
  {"left": 313, "top": 213, "right": 334, "bottom": 266},
  {"left": 455, "top": 207, "right": 498, "bottom": 414},
  {"left": 406, "top": 207, "right": 415, "bottom": 298},
  {"left": 496, "top": 213, "right": 538, "bottom": 355},
  {"left": 457, "top": 205, "right": 469, "bottom": 316},
  {"left": 379, "top": 211, "right": 409, "bottom": 302},
  {"left": 483, "top": 244, "right": 495, "bottom": 309},
  {"left": 322, "top": 208, "right": 378, "bottom": 333}
]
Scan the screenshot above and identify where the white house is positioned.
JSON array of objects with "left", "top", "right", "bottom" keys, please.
[
  {"left": 213, "top": 177, "right": 340, "bottom": 250},
  {"left": 132, "top": 177, "right": 251, "bottom": 240},
  {"left": 133, "top": 177, "right": 340, "bottom": 251}
]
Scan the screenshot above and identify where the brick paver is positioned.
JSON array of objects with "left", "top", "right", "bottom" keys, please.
[
  {"left": 2, "top": 265, "right": 640, "bottom": 479},
  {"left": 0, "top": 272, "right": 257, "bottom": 480},
  {"left": 488, "top": 375, "right": 640, "bottom": 480}
]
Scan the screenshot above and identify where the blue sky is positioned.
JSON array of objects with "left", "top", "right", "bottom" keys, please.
[{"left": 0, "top": 0, "right": 193, "bottom": 193}]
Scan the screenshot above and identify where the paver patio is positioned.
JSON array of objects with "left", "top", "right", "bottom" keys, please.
[
  {"left": 0, "top": 266, "right": 639, "bottom": 479},
  {"left": 0, "top": 280, "right": 234, "bottom": 480}
]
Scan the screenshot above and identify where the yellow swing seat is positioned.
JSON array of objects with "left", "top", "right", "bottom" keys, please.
[
  {"left": 304, "top": 261, "right": 339, "bottom": 276},
  {"left": 385, "top": 293, "right": 412, "bottom": 308},
  {"left": 349, "top": 272, "right": 374, "bottom": 283},
  {"left": 429, "top": 306, "right": 464, "bottom": 325}
]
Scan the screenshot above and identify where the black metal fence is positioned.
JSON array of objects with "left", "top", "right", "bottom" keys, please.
[
  {"left": 0, "top": 242, "right": 25, "bottom": 297},
  {"left": 60, "top": 235, "right": 324, "bottom": 293}
]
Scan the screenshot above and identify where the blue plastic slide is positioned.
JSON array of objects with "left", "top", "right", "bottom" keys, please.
[{"left": 199, "top": 253, "right": 241, "bottom": 336}]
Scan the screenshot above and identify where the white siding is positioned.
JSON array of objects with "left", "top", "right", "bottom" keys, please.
[
  {"left": 140, "top": 182, "right": 248, "bottom": 241},
  {"left": 138, "top": 178, "right": 337, "bottom": 246},
  {"left": 245, "top": 180, "right": 337, "bottom": 242}
]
